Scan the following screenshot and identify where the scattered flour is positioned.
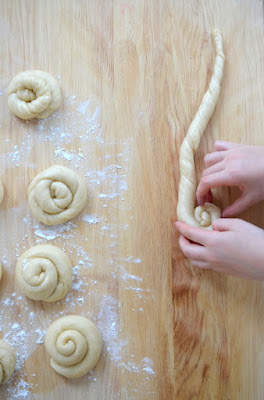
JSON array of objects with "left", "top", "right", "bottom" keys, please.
[{"left": 0, "top": 91, "right": 155, "bottom": 399}]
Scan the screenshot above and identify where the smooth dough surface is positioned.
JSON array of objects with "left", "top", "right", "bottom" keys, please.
[
  {"left": 7, "top": 70, "right": 61, "bottom": 120},
  {"left": 0, "top": 340, "right": 16, "bottom": 385},
  {"left": 177, "top": 29, "right": 225, "bottom": 229},
  {"left": 15, "top": 245, "right": 72, "bottom": 302},
  {"left": 28, "top": 165, "right": 87, "bottom": 225},
  {"left": 45, "top": 315, "right": 102, "bottom": 378}
]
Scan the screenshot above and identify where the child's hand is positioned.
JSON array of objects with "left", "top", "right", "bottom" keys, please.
[
  {"left": 196, "top": 141, "right": 264, "bottom": 217},
  {"left": 175, "top": 219, "right": 264, "bottom": 281}
]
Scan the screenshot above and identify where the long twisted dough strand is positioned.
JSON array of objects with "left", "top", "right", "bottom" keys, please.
[
  {"left": 45, "top": 315, "right": 102, "bottom": 378},
  {"left": 177, "top": 29, "right": 225, "bottom": 230},
  {"left": 15, "top": 245, "right": 72, "bottom": 302},
  {"left": 0, "top": 340, "right": 16, "bottom": 385}
]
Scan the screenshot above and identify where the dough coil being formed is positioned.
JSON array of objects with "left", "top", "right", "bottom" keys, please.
[
  {"left": 0, "top": 340, "right": 16, "bottom": 385},
  {"left": 177, "top": 29, "right": 225, "bottom": 229},
  {"left": 28, "top": 165, "right": 87, "bottom": 225},
  {"left": 45, "top": 315, "right": 102, "bottom": 378},
  {"left": 7, "top": 70, "right": 61, "bottom": 120},
  {"left": 15, "top": 245, "right": 72, "bottom": 302}
]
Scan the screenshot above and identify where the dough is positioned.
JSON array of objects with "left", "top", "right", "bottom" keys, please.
[
  {"left": 177, "top": 29, "right": 225, "bottom": 229},
  {"left": 45, "top": 315, "right": 102, "bottom": 378},
  {"left": 0, "top": 178, "right": 3, "bottom": 205},
  {"left": 15, "top": 245, "right": 72, "bottom": 302},
  {"left": 0, "top": 262, "right": 2, "bottom": 282},
  {"left": 0, "top": 340, "right": 16, "bottom": 385},
  {"left": 28, "top": 165, "right": 87, "bottom": 225},
  {"left": 7, "top": 70, "right": 61, "bottom": 120}
]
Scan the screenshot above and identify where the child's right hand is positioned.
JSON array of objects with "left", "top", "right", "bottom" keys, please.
[{"left": 196, "top": 141, "right": 264, "bottom": 217}]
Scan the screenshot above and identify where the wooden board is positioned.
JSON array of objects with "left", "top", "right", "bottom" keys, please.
[{"left": 1, "top": 0, "right": 264, "bottom": 399}]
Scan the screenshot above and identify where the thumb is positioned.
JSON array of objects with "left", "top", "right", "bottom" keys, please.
[
  {"left": 222, "top": 192, "right": 253, "bottom": 217},
  {"left": 214, "top": 141, "right": 240, "bottom": 151},
  {"left": 212, "top": 218, "right": 245, "bottom": 232}
]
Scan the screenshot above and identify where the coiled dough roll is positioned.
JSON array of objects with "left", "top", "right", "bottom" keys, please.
[
  {"left": 28, "top": 165, "right": 87, "bottom": 225},
  {"left": 0, "top": 340, "right": 16, "bottom": 385},
  {"left": 15, "top": 245, "right": 72, "bottom": 302},
  {"left": 45, "top": 315, "right": 102, "bottom": 378},
  {"left": 7, "top": 70, "right": 61, "bottom": 120}
]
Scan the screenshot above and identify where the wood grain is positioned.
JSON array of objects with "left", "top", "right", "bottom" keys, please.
[{"left": 1, "top": 0, "right": 264, "bottom": 399}]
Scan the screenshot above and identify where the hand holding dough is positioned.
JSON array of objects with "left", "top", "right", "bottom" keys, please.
[
  {"left": 0, "top": 340, "right": 16, "bottom": 385},
  {"left": 28, "top": 165, "right": 87, "bottom": 225},
  {"left": 177, "top": 29, "right": 225, "bottom": 229},
  {"left": 15, "top": 245, "right": 72, "bottom": 302},
  {"left": 45, "top": 315, "right": 102, "bottom": 378},
  {"left": 7, "top": 70, "right": 61, "bottom": 120}
]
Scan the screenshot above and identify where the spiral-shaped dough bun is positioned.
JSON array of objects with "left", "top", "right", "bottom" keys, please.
[
  {"left": 45, "top": 315, "right": 102, "bottom": 378},
  {"left": 177, "top": 29, "right": 225, "bottom": 229},
  {"left": 15, "top": 245, "right": 72, "bottom": 302},
  {"left": 7, "top": 70, "right": 61, "bottom": 120},
  {"left": 0, "top": 340, "right": 16, "bottom": 385},
  {"left": 28, "top": 165, "right": 87, "bottom": 225}
]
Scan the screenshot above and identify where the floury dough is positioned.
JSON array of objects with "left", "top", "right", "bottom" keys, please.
[
  {"left": 28, "top": 165, "right": 87, "bottom": 225},
  {"left": 7, "top": 70, "right": 61, "bottom": 120},
  {"left": 15, "top": 245, "right": 72, "bottom": 302},
  {"left": 45, "top": 315, "right": 102, "bottom": 378},
  {"left": 0, "top": 340, "right": 16, "bottom": 385},
  {"left": 177, "top": 29, "right": 225, "bottom": 230}
]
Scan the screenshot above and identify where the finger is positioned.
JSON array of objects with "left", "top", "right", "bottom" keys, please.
[
  {"left": 196, "top": 172, "right": 232, "bottom": 205},
  {"left": 204, "top": 151, "right": 226, "bottom": 168},
  {"left": 214, "top": 141, "right": 239, "bottom": 151},
  {"left": 175, "top": 222, "right": 211, "bottom": 245},
  {"left": 202, "top": 160, "right": 225, "bottom": 177},
  {"left": 190, "top": 259, "right": 209, "bottom": 269},
  {"left": 212, "top": 218, "right": 244, "bottom": 231},
  {"left": 205, "top": 189, "right": 213, "bottom": 204},
  {"left": 222, "top": 193, "right": 254, "bottom": 217},
  {"left": 178, "top": 235, "right": 208, "bottom": 260}
]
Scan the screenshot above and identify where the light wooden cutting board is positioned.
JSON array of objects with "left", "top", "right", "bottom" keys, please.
[{"left": 1, "top": 1, "right": 264, "bottom": 399}]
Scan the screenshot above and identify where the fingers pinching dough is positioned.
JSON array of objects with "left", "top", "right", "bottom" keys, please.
[
  {"left": 45, "top": 315, "right": 102, "bottom": 378},
  {"left": 15, "top": 245, "right": 72, "bottom": 302},
  {"left": 7, "top": 70, "right": 61, "bottom": 120},
  {"left": 28, "top": 165, "right": 87, "bottom": 225},
  {"left": 0, "top": 340, "right": 16, "bottom": 385}
]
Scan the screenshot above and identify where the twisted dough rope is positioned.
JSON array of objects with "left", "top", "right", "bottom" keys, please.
[
  {"left": 15, "top": 245, "right": 72, "bottom": 302},
  {"left": 0, "top": 340, "right": 16, "bottom": 385},
  {"left": 7, "top": 70, "right": 61, "bottom": 120},
  {"left": 28, "top": 165, "right": 87, "bottom": 225},
  {"left": 45, "top": 315, "right": 102, "bottom": 378},
  {"left": 177, "top": 29, "right": 225, "bottom": 229}
]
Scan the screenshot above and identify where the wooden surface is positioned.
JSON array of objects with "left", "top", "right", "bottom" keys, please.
[{"left": 1, "top": 1, "right": 264, "bottom": 399}]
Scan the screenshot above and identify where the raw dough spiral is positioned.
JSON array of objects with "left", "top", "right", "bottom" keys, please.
[
  {"left": 0, "top": 340, "right": 16, "bottom": 385},
  {"left": 15, "top": 245, "right": 72, "bottom": 302},
  {"left": 7, "top": 70, "right": 61, "bottom": 120},
  {"left": 28, "top": 165, "right": 87, "bottom": 225},
  {"left": 45, "top": 315, "right": 102, "bottom": 378},
  {"left": 177, "top": 29, "right": 225, "bottom": 229}
]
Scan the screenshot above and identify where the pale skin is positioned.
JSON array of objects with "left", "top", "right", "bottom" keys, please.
[{"left": 175, "top": 141, "right": 264, "bottom": 280}]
